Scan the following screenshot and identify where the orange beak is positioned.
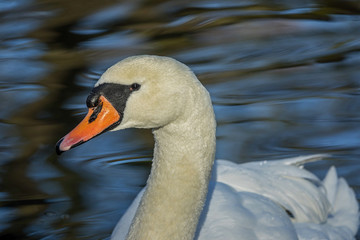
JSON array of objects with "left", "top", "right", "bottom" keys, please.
[{"left": 56, "top": 95, "right": 121, "bottom": 154}]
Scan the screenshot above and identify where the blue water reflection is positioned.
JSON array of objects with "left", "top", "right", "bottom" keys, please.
[{"left": 0, "top": 0, "right": 360, "bottom": 239}]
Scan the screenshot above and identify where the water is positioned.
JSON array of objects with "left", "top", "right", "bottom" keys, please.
[{"left": 0, "top": 0, "right": 360, "bottom": 239}]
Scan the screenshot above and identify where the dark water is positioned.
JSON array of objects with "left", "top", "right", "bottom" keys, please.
[{"left": 1, "top": 0, "right": 360, "bottom": 239}]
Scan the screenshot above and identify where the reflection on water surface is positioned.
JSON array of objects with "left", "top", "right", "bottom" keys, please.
[{"left": 0, "top": 0, "right": 360, "bottom": 239}]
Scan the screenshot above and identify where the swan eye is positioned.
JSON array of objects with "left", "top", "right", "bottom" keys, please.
[{"left": 130, "top": 83, "right": 141, "bottom": 91}]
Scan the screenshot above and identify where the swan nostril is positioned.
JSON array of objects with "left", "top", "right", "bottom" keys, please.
[{"left": 89, "top": 102, "right": 103, "bottom": 123}]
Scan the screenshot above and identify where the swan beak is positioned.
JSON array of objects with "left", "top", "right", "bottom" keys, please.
[{"left": 56, "top": 95, "right": 121, "bottom": 155}]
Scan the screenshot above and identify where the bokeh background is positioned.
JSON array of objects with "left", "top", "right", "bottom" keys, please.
[{"left": 0, "top": 0, "right": 360, "bottom": 239}]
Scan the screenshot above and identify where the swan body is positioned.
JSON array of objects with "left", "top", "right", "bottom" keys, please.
[
  {"left": 113, "top": 155, "right": 358, "bottom": 240},
  {"left": 56, "top": 55, "right": 359, "bottom": 240}
]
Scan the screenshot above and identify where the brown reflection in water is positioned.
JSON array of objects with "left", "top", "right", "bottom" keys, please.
[
  {"left": 0, "top": 53, "right": 86, "bottom": 240},
  {"left": 0, "top": 1, "right": 102, "bottom": 238}
]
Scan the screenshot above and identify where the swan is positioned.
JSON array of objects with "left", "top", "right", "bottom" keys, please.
[{"left": 56, "top": 55, "right": 359, "bottom": 240}]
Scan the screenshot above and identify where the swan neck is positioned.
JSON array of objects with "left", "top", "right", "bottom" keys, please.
[{"left": 126, "top": 96, "right": 216, "bottom": 240}]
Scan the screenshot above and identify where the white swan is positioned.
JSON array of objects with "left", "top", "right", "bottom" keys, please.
[{"left": 56, "top": 55, "right": 359, "bottom": 240}]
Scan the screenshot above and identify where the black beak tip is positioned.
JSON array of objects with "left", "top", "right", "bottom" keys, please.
[{"left": 56, "top": 138, "right": 64, "bottom": 155}]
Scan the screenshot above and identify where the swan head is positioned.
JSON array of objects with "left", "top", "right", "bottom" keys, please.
[{"left": 56, "top": 55, "right": 210, "bottom": 154}]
